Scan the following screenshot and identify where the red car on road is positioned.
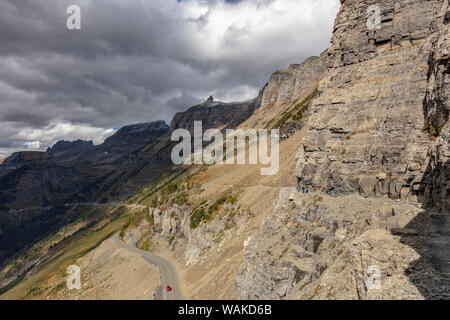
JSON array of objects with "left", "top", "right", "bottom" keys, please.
[{"left": 166, "top": 286, "right": 172, "bottom": 292}]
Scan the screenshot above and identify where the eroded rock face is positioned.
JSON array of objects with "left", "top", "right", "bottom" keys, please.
[
  {"left": 124, "top": 202, "right": 250, "bottom": 266},
  {"left": 236, "top": 189, "right": 430, "bottom": 300},
  {"left": 349, "top": 230, "right": 422, "bottom": 300},
  {"left": 424, "top": 1, "right": 450, "bottom": 137},
  {"left": 101, "top": 121, "right": 169, "bottom": 155},
  {"left": 46, "top": 140, "right": 95, "bottom": 160},
  {"left": 421, "top": 123, "right": 450, "bottom": 211},
  {"left": 421, "top": 0, "right": 450, "bottom": 211},
  {"left": 241, "top": 56, "right": 327, "bottom": 130},
  {"left": 260, "top": 57, "right": 327, "bottom": 111},
  {"left": 295, "top": 0, "right": 449, "bottom": 206}
]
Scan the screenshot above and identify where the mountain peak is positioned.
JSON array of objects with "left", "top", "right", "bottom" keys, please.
[{"left": 47, "top": 140, "right": 94, "bottom": 154}]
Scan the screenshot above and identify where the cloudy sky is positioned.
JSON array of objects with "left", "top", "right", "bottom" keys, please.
[{"left": 0, "top": 0, "right": 340, "bottom": 158}]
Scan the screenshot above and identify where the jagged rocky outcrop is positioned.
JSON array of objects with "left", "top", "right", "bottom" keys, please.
[
  {"left": 421, "top": 1, "right": 450, "bottom": 211},
  {"left": 261, "top": 57, "right": 326, "bottom": 110},
  {"left": 236, "top": 188, "right": 447, "bottom": 300},
  {"left": 170, "top": 96, "right": 261, "bottom": 133},
  {"left": 424, "top": 1, "right": 449, "bottom": 137},
  {"left": 100, "top": 121, "right": 169, "bottom": 155},
  {"left": 123, "top": 202, "right": 250, "bottom": 266},
  {"left": 241, "top": 56, "right": 327, "bottom": 130},
  {"left": 46, "top": 140, "right": 95, "bottom": 160}
]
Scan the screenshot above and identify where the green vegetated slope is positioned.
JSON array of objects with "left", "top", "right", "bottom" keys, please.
[{"left": 1, "top": 208, "right": 127, "bottom": 299}]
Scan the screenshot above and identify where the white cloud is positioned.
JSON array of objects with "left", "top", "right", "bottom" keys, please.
[
  {"left": 24, "top": 141, "right": 42, "bottom": 149},
  {"left": 13, "top": 122, "right": 115, "bottom": 153},
  {"left": 183, "top": 0, "right": 340, "bottom": 62}
]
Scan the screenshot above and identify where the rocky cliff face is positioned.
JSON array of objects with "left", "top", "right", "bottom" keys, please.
[
  {"left": 295, "top": 0, "right": 449, "bottom": 208},
  {"left": 237, "top": 0, "right": 449, "bottom": 300},
  {"left": 260, "top": 57, "right": 325, "bottom": 112},
  {"left": 424, "top": 124, "right": 449, "bottom": 212},
  {"left": 101, "top": 121, "right": 169, "bottom": 155},
  {"left": 241, "top": 56, "right": 327, "bottom": 130}
]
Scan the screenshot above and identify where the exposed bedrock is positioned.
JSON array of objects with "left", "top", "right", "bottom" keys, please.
[{"left": 295, "top": 0, "right": 449, "bottom": 210}]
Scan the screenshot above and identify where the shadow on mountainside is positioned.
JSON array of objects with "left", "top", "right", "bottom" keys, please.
[{"left": 401, "top": 159, "right": 449, "bottom": 299}]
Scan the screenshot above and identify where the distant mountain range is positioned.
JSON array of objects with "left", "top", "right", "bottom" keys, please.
[{"left": 0, "top": 96, "right": 260, "bottom": 264}]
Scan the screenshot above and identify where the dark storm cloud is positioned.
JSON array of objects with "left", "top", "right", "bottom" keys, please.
[{"left": 0, "top": 0, "right": 340, "bottom": 157}]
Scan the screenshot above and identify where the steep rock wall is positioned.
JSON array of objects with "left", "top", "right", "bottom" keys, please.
[
  {"left": 240, "top": 56, "right": 327, "bottom": 130},
  {"left": 295, "top": 0, "right": 449, "bottom": 208},
  {"left": 237, "top": 0, "right": 449, "bottom": 301}
]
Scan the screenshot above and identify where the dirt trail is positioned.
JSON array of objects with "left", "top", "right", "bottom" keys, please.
[{"left": 6, "top": 202, "right": 148, "bottom": 214}]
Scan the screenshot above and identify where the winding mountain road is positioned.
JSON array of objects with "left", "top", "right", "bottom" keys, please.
[{"left": 111, "top": 234, "right": 183, "bottom": 300}]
